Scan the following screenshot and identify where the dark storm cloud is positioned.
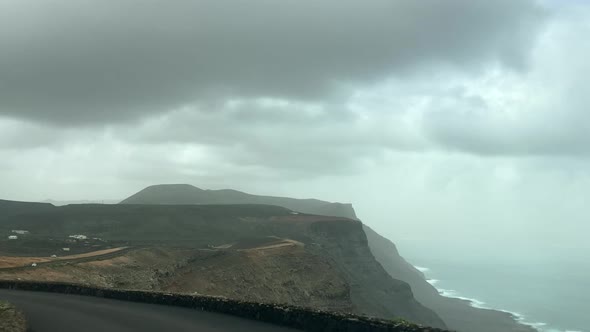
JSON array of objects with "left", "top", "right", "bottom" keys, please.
[{"left": 0, "top": 0, "right": 545, "bottom": 125}]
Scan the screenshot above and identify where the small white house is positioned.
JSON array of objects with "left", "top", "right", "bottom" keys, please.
[
  {"left": 8, "top": 235, "right": 18, "bottom": 240},
  {"left": 11, "top": 230, "right": 29, "bottom": 235},
  {"left": 69, "top": 234, "right": 87, "bottom": 240},
  {"left": 31, "top": 263, "right": 37, "bottom": 267},
  {"left": 62, "top": 248, "right": 70, "bottom": 252},
  {"left": 50, "top": 255, "right": 57, "bottom": 258}
]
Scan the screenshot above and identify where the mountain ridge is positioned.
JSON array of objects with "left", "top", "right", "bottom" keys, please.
[{"left": 121, "top": 184, "right": 357, "bottom": 219}]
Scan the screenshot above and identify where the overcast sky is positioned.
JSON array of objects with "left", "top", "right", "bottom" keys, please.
[{"left": 1, "top": 0, "right": 588, "bottom": 260}]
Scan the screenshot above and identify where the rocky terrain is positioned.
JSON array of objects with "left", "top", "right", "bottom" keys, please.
[
  {"left": 0, "top": 185, "right": 538, "bottom": 332},
  {"left": 119, "top": 184, "right": 538, "bottom": 332},
  {"left": 0, "top": 240, "right": 352, "bottom": 312},
  {"left": 0, "top": 198, "right": 445, "bottom": 329},
  {"left": 0, "top": 300, "right": 26, "bottom": 332}
]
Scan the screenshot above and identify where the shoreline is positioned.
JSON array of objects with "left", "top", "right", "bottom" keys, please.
[{"left": 412, "top": 266, "right": 581, "bottom": 332}]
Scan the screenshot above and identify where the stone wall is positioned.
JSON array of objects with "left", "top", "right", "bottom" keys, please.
[{"left": 0, "top": 281, "right": 449, "bottom": 332}]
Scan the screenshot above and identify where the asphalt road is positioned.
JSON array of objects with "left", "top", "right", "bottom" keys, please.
[{"left": 0, "top": 289, "right": 300, "bottom": 332}]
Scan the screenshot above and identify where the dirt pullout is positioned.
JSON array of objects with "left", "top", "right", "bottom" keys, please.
[
  {"left": 229, "top": 236, "right": 303, "bottom": 250},
  {"left": 0, "top": 247, "right": 127, "bottom": 269},
  {"left": 0, "top": 300, "right": 27, "bottom": 332}
]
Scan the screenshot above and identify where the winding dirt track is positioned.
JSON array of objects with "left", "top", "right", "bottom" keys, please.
[
  {"left": 0, "top": 247, "right": 129, "bottom": 269},
  {"left": 0, "top": 289, "right": 300, "bottom": 332}
]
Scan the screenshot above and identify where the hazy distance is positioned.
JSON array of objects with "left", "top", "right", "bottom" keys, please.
[{"left": 1, "top": 0, "right": 588, "bottom": 274}]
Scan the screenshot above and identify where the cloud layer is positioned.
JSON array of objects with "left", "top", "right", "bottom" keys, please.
[
  {"left": 1, "top": 1, "right": 590, "bottom": 260},
  {"left": 0, "top": 0, "right": 544, "bottom": 124}
]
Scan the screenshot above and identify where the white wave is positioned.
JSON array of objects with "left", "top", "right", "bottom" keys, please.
[
  {"left": 412, "top": 264, "right": 587, "bottom": 332},
  {"left": 492, "top": 308, "right": 574, "bottom": 332},
  {"left": 426, "top": 278, "right": 439, "bottom": 286},
  {"left": 415, "top": 266, "right": 430, "bottom": 273}
]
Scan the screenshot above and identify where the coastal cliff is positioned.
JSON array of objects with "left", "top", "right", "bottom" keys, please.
[{"left": 118, "top": 184, "right": 538, "bottom": 332}]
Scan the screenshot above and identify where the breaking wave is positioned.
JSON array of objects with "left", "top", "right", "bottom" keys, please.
[{"left": 415, "top": 265, "right": 585, "bottom": 332}]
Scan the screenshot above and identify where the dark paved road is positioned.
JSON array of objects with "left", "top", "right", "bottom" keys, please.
[{"left": 0, "top": 290, "right": 300, "bottom": 332}]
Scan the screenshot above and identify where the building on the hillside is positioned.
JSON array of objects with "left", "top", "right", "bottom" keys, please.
[
  {"left": 31, "top": 263, "right": 37, "bottom": 267},
  {"left": 62, "top": 247, "right": 70, "bottom": 252},
  {"left": 8, "top": 235, "right": 18, "bottom": 240},
  {"left": 69, "top": 234, "right": 88, "bottom": 240},
  {"left": 11, "top": 230, "right": 29, "bottom": 235}
]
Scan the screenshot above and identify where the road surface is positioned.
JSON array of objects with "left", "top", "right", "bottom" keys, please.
[{"left": 0, "top": 289, "right": 300, "bottom": 332}]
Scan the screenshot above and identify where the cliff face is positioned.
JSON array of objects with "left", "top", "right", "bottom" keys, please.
[
  {"left": 117, "top": 184, "right": 447, "bottom": 327},
  {"left": 302, "top": 220, "right": 444, "bottom": 328}
]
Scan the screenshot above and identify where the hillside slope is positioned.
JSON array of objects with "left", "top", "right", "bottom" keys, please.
[
  {"left": 0, "top": 244, "right": 353, "bottom": 312},
  {"left": 0, "top": 203, "right": 445, "bottom": 328},
  {"left": 119, "top": 184, "right": 537, "bottom": 332},
  {"left": 0, "top": 200, "right": 55, "bottom": 218},
  {"left": 121, "top": 184, "right": 357, "bottom": 219}
]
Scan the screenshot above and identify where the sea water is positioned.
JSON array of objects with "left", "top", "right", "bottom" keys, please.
[{"left": 403, "top": 253, "right": 589, "bottom": 332}]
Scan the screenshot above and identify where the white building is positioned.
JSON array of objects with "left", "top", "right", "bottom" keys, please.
[
  {"left": 31, "top": 263, "right": 37, "bottom": 267},
  {"left": 69, "top": 234, "right": 88, "bottom": 240},
  {"left": 8, "top": 235, "right": 18, "bottom": 240},
  {"left": 62, "top": 248, "right": 70, "bottom": 252},
  {"left": 11, "top": 230, "right": 29, "bottom": 235}
]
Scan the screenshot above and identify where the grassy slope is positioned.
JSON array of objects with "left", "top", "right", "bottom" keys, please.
[{"left": 0, "top": 300, "right": 26, "bottom": 332}]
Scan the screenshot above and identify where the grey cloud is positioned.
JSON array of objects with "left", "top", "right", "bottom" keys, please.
[
  {"left": 0, "top": 118, "right": 63, "bottom": 149},
  {"left": 425, "top": 113, "right": 590, "bottom": 157},
  {"left": 0, "top": 95, "right": 424, "bottom": 180},
  {"left": 421, "top": 8, "right": 590, "bottom": 158},
  {"left": 0, "top": 0, "right": 546, "bottom": 125}
]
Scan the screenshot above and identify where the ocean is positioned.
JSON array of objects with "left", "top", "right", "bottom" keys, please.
[{"left": 404, "top": 254, "right": 588, "bottom": 332}]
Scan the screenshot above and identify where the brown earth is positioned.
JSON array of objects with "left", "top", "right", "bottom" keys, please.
[
  {"left": 0, "top": 239, "right": 353, "bottom": 313},
  {"left": 0, "top": 301, "right": 26, "bottom": 332},
  {"left": 0, "top": 201, "right": 446, "bottom": 328},
  {"left": 0, "top": 247, "right": 127, "bottom": 269}
]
